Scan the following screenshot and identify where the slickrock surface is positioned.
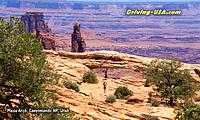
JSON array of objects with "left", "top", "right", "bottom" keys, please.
[{"left": 44, "top": 50, "right": 200, "bottom": 120}]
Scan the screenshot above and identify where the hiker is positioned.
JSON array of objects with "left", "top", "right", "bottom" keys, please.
[
  {"left": 104, "top": 68, "right": 108, "bottom": 79},
  {"left": 103, "top": 82, "right": 107, "bottom": 93}
]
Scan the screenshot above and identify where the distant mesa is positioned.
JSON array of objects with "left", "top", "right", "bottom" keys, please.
[
  {"left": 20, "top": 12, "right": 86, "bottom": 51},
  {"left": 21, "top": 12, "right": 55, "bottom": 50},
  {"left": 71, "top": 23, "right": 86, "bottom": 52},
  {"left": 21, "top": 12, "right": 51, "bottom": 33}
]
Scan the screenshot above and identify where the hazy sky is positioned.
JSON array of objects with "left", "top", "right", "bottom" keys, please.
[
  {"left": 36, "top": 0, "right": 199, "bottom": 3},
  {"left": 62, "top": 0, "right": 198, "bottom": 2}
]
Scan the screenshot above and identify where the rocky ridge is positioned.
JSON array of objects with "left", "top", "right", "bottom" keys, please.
[{"left": 44, "top": 50, "right": 200, "bottom": 120}]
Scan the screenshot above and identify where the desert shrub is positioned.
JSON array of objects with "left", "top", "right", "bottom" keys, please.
[
  {"left": 147, "top": 92, "right": 153, "bottom": 103},
  {"left": 151, "top": 98, "right": 160, "bottom": 107},
  {"left": 0, "top": 17, "right": 46, "bottom": 119},
  {"left": 175, "top": 102, "right": 200, "bottom": 120},
  {"left": 83, "top": 72, "right": 98, "bottom": 84},
  {"left": 64, "top": 81, "right": 80, "bottom": 92},
  {"left": 141, "top": 114, "right": 159, "bottom": 120},
  {"left": 145, "top": 58, "right": 198, "bottom": 106},
  {"left": 0, "top": 17, "right": 79, "bottom": 120},
  {"left": 144, "top": 80, "right": 150, "bottom": 87},
  {"left": 105, "top": 95, "right": 116, "bottom": 103},
  {"left": 114, "top": 86, "right": 133, "bottom": 99}
]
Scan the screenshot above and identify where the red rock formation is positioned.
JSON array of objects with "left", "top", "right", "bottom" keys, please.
[
  {"left": 36, "top": 30, "right": 55, "bottom": 50},
  {"left": 21, "top": 12, "right": 55, "bottom": 50},
  {"left": 21, "top": 12, "right": 51, "bottom": 33},
  {"left": 71, "top": 23, "right": 86, "bottom": 52}
]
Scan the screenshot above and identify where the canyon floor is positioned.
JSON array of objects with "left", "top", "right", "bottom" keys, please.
[
  {"left": 1, "top": 1, "right": 200, "bottom": 63},
  {"left": 44, "top": 50, "right": 200, "bottom": 120}
]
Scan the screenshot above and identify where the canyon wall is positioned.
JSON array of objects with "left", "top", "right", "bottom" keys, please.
[{"left": 21, "top": 12, "right": 55, "bottom": 50}]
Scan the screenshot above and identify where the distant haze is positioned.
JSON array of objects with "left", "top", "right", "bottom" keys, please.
[
  {"left": 5, "top": 0, "right": 198, "bottom": 3},
  {"left": 36, "top": 0, "right": 199, "bottom": 2},
  {"left": 66, "top": 0, "right": 197, "bottom": 2},
  {"left": 1, "top": 0, "right": 200, "bottom": 63}
]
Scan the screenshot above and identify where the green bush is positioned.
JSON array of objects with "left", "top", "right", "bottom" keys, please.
[
  {"left": 114, "top": 86, "right": 133, "bottom": 99},
  {"left": 141, "top": 114, "right": 159, "bottom": 120},
  {"left": 175, "top": 103, "right": 200, "bottom": 120},
  {"left": 144, "top": 80, "right": 150, "bottom": 87},
  {"left": 0, "top": 17, "right": 47, "bottom": 119},
  {"left": 151, "top": 98, "right": 160, "bottom": 107},
  {"left": 83, "top": 72, "right": 98, "bottom": 84},
  {"left": 64, "top": 81, "right": 80, "bottom": 92},
  {"left": 145, "top": 58, "right": 198, "bottom": 106},
  {"left": 0, "top": 16, "right": 79, "bottom": 120},
  {"left": 105, "top": 95, "right": 116, "bottom": 103}
]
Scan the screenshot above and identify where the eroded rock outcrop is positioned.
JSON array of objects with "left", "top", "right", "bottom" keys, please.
[
  {"left": 71, "top": 23, "right": 86, "bottom": 52},
  {"left": 21, "top": 12, "right": 51, "bottom": 33},
  {"left": 43, "top": 50, "right": 200, "bottom": 120},
  {"left": 44, "top": 50, "right": 200, "bottom": 78},
  {"left": 36, "top": 30, "right": 55, "bottom": 50},
  {"left": 21, "top": 12, "right": 55, "bottom": 50}
]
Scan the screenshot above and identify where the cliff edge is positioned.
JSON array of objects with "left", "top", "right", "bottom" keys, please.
[{"left": 44, "top": 50, "right": 200, "bottom": 120}]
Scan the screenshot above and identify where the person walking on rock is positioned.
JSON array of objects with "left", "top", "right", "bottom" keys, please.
[
  {"left": 103, "top": 82, "right": 107, "bottom": 93},
  {"left": 104, "top": 68, "right": 108, "bottom": 79}
]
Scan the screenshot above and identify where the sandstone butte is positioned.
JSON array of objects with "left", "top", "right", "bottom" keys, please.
[{"left": 44, "top": 50, "right": 200, "bottom": 120}]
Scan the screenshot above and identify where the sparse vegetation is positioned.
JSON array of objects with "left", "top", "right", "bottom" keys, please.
[
  {"left": 83, "top": 71, "right": 98, "bottom": 84},
  {"left": 145, "top": 58, "right": 198, "bottom": 106},
  {"left": 144, "top": 80, "right": 151, "bottom": 87},
  {"left": 105, "top": 95, "right": 116, "bottom": 103},
  {"left": 114, "top": 86, "right": 133, "bottom": 99},
  {"left": 0, "top": 17, "right": 46, "bottom": 119},
  {"left": 175, "top": 102, "right": 200, "bottom": 120},
  {"left": 0, "top": 17, "right": 78, "bottom": 120},
  {"left": 151, "top": 98, "right": 160, "bottom": 107},
  {"left": 64, "top": 81, "right": 80, "bottom": 92},
  {"left": 147, "top": 92, "right": 153, "bottom": 103}
]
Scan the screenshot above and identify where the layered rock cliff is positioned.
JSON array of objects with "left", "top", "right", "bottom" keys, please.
[
  {"left": 44, "top": 50, "right": 200, "bottom": 120},
  {"left": 21, "top": 12, "right": 51, "bottom": 33},
  {"left": 21, "top": 12, "right": 56, "bottom": 50}
]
